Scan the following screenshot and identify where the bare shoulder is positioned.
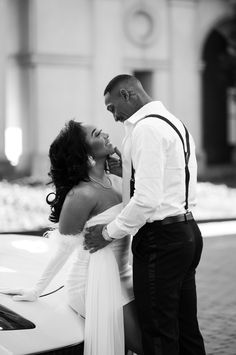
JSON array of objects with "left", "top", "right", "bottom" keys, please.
[
  {"left": 65, "top": 182, "right": 96, "bottom": 208},
  {"left": 59, "top": 182, "right": 97, "bottom": 235}
]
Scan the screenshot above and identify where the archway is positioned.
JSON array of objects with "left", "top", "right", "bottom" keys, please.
[{"left": 202, "top": 19, "right": 236, "bottom": 165}]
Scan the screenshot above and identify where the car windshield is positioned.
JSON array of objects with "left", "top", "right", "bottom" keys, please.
[{"left": 0, "top": 304, "right": 35, "bottom": 330}]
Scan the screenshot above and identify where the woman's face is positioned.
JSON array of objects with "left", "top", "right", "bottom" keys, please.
[{"left": 83, "top": 125, "right": 115, "bottom": 158}]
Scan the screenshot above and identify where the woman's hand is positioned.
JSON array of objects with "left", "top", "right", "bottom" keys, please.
[
  {"left": 106, "top": 147, "right": 122, "bottom": 177},
  {"left": 0, "top": 288, "right": 38, "bottom": 301}
]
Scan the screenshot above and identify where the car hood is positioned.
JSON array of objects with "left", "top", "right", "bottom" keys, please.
[{"left": 0, "top": 234, "right": 84, "bottom": 354}]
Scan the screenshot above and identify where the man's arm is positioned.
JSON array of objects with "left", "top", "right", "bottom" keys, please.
[
  {"left": 85, "top": 121, "right": 166, "bottom": 250},
  {"left": 107, "top": 121, "right": 166, "bottom": 239}
]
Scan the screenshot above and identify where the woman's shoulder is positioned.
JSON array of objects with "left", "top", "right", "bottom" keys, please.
[
  {"left": 59, "top": 182, "right": 97, "bottom": 235},
  {"left": 65, "top": 181, "right": 97, "bottom": 207}
]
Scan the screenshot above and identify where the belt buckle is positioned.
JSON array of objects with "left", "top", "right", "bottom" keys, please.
[
  {"left": 184, "top": 211, "right": 190, "bottom": 222},
  {"left": 184, "top": 211, "right": 191, "bottom": 222}
]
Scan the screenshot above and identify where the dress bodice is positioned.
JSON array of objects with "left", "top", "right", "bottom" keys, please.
[
  {"left": 76, "top": 203, "right": 131, "bottom": 274},
  {"left": 86, "top": 203, "right": 123, "bottom": 227}
]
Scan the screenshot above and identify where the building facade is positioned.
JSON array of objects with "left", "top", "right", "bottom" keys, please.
[{"left": 0, "top": 0, "right": 235, "bottom": 179}]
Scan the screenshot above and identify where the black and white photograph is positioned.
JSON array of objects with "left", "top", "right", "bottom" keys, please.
[{"left": 0, "top": 1, "right": 236, "bottom": 354}]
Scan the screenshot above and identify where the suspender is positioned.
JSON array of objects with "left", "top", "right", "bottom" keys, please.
[{"left": 130, "top": 114, "right": 191, "bottom": 212}]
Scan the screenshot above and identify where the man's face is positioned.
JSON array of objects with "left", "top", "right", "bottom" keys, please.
[{"left": 104, "top": 91, "right": 134, "bottom": 123}]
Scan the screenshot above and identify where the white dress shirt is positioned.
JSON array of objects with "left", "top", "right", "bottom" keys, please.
[{"left": 107, "top": 101, "right": 198, "bottom": 239}]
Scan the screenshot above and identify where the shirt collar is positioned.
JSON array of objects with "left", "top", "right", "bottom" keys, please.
[{"left": 124, "top": 101, "right": 163, "bottom": 128}]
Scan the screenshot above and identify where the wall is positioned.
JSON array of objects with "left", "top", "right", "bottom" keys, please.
[{"left": 0, "top": 0, "right": 234, "bottom": 178}]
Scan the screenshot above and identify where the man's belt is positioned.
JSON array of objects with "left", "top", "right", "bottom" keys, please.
[{"left": 157, "top": 212, "right": 194, "bottom": 226}]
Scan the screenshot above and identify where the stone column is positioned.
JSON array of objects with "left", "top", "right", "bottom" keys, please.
[
  {"left": 153, "top": 62, "right": 170, "bottom": 108},
  {"left": 169, "top": 0, "right": 204, "bottom": 170},
  {"left": 0, "top": 0, "right": 12, "bottom": 178},
  {"left": 91, "top": 0, "right": 124, "bottom": 148},
  {"left": 14, "top": 0, "right": 33, "bottom": 176}
]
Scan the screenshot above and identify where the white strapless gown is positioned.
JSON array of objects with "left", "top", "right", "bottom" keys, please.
[
  {"left": 66, "top": 203, "right": 134, "bottom": 318},
  {"left": 52, "top": 203, "right": 133, "bottom": 355}
]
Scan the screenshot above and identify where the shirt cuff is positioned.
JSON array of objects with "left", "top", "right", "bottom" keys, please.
[{"left": 107, "top": 220, "right": 128, "bottom": 239}]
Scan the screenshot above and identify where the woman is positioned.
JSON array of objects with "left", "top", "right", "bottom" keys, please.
[{"left": 1, "top": 120, "right": 143, "bottom": 355}]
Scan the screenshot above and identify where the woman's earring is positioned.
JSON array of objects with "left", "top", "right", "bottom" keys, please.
[{"left": 88, "top": 155, "right": 96, "bottom": 167}]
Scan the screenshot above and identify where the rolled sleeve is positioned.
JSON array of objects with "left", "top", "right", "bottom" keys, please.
[{"left": 107, "top": 219, "right": 128, "bottom": 239}]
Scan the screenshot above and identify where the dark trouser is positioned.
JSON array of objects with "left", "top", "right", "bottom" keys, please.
[{"left": 132, "top": 219, "right": 206, "bottom": 355}]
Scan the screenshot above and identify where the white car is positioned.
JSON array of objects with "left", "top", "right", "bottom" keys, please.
[{"left": 0, "top": 234, "right": 84, "bottom": 355}]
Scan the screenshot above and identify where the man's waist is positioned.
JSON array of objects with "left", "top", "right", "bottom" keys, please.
[{"left": 149, "top": 211, "right": 194, "bottom": 226}]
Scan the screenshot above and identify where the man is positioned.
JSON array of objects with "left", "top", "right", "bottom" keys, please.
[{"left": 84, "top": 74, "right": 206, "bottom": 355}]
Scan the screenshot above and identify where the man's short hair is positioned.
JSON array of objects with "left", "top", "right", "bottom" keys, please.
[{"left": 104, "top": 74, "right": 139, "bottom": 96}]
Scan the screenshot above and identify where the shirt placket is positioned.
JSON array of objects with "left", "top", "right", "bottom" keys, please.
[{"left": 121, "top": 125, "right": 132, "bottom": 207}]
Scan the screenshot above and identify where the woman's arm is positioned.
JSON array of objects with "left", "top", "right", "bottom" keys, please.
[
  {"left": 1, "top": 232, "right": 81, "bottom": 301},
  {"left": 1, "top": 187, "right": 96, "bottom": 301}
]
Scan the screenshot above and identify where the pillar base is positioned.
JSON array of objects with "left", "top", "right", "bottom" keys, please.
[
  {"left": 231, "top": 146, "right": 236, "bottom": 164},
  {"left": 31, "top": 152, "right": 50, "bottom": 182},
  {"left": 196, "top": 149, "right": 207, "bottom": 178},
  {"left": 16, "top": 153, "right": 33, "bottom": 177},
  {"left": 0, "top": 158, "right": 15, "bottom": 179}
]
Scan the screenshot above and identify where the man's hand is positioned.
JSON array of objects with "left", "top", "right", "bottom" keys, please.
[
  {"left": 84, "top": 224, "right": 111, "bottom": 253},
  {"left": 107, "top": 147, "right": 122, "bottom": 177}
]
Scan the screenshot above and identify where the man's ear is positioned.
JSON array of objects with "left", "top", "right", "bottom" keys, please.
[{"left": 120, "top": 88, "right": 129, "bottom": 101}]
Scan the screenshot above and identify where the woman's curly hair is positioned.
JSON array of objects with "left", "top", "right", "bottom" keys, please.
[{"left": 46, "top": 120, "right": 92, "bottom": 223}]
